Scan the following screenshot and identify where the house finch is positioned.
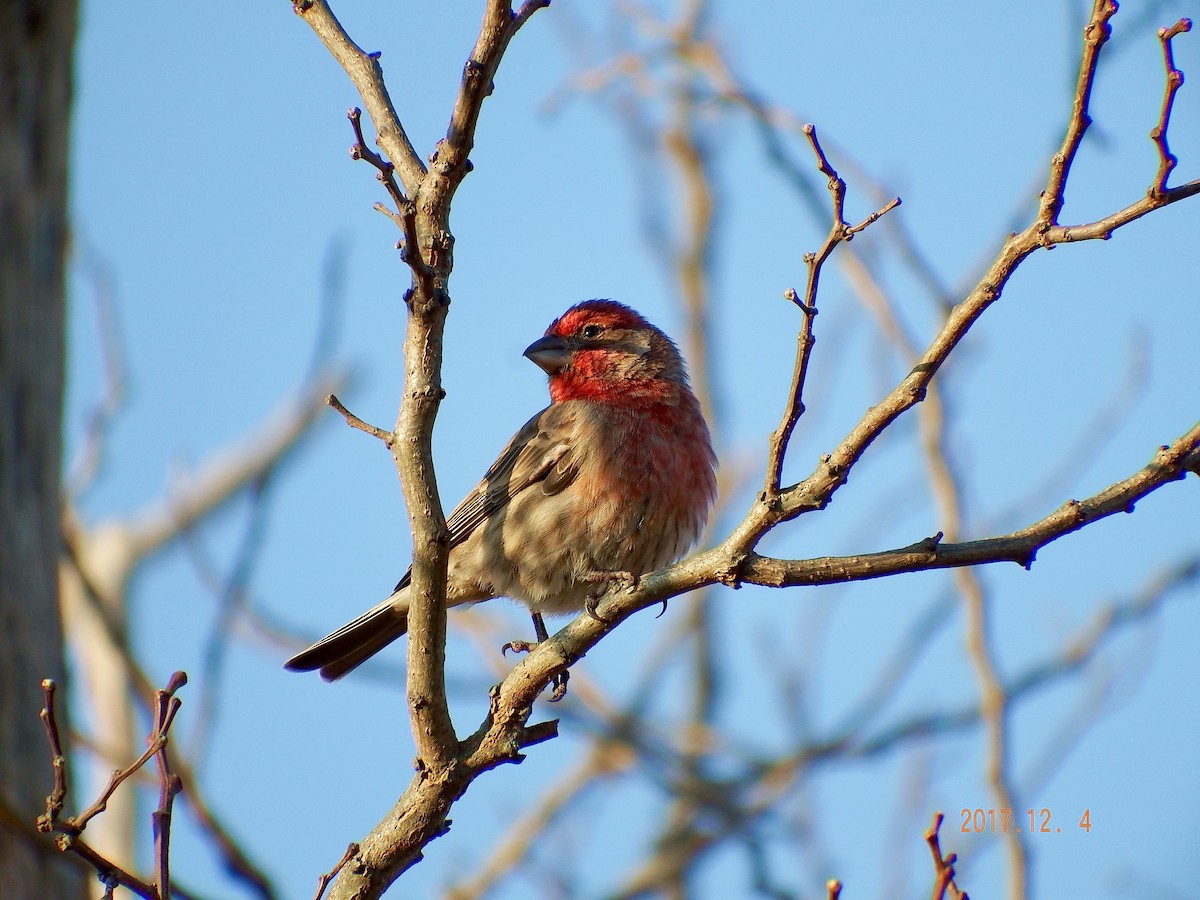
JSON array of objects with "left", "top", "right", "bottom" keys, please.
[{"left": 284, "top": 299, "right": 717, "bottom": 689}]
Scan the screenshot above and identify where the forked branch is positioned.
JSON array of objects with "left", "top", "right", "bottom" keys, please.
[
  {"left": 764, "top": 124, "right": 900, "bottom": 496},
  {"left": 37, "top": 673, "right": 189, "bottom": 900}
]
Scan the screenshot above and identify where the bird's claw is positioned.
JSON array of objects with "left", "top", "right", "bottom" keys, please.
[
  {"left": 582, "top": 569, "right": 638, "bottom": 623},
  {"left": 501, "top": 640, "right": 539, "bottom": 657},
  {"left": 584, "top": 590, "right": 608, "bottom": 623},
  {"left": 503, "top": 631, "right": 571, "bottom": 701},
  {"left": 548, "top": 670, "right": 569, "bottom": 702}
]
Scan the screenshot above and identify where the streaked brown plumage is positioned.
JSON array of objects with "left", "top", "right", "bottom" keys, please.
[{"left": 284, "top": 299, "right": 717, "bottom": 681}]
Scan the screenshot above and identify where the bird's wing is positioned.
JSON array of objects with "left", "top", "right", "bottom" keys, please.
[{"left": 392, "top": 404, "right": 577, "bottom": 591}]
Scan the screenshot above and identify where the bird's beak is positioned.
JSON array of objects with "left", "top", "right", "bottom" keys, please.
[{"left": 523, "top": 334, "right": 572, "bottom": 375}]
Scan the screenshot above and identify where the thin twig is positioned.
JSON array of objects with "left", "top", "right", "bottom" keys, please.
[
  {"left": 764, "top": 288, "right": 817, "bottom": 496},
  {"left": 346, "top": 107, "right": 406, "bottom": 207},
  {"left": 925, "top": 812, "right": 968, "bottom": 900},
  {"left": 326, "top": 393, "right": 392, "bottom": 444},
  {"left": 72, "top": 740, "right": 165, "bottom": 832},
  {"left": 59, "top": 535, "right": 278, "bottom": 898},
  {"left": 38, "top": 672, "right": 190, "bottom": 900},
  {"left": 55, "top": 834, "right": 159, "bottom": 899},
  {"left": 291, "top": 1, "right": 426, "bottom": 192},
  {"left": 347, "top": 108, "right": 429, "bottom": 288},
  {"left": 1150, "top": 18, "right": 1192, "bottom": 195},
  {"left": 1038, "top": 0, "right": 1118, "bottom": 229},
  {"left": 151, "top": 672, "right": 187, "bottom": 900},
  {"left": 37, "top": 680, "right": 68, "bottom": 831},
  {"left": 315, "top": 843, "right": 360, "bottom": 900},
  {"left": 764, "top": 124, "right": 900, "bottom": 496}
]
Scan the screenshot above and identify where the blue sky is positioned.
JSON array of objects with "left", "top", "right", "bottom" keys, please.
[{"left": 66, "top": 2, "right": 1198, "bottom": 897}]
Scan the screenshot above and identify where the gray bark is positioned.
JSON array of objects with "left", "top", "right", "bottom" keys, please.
[{"left": 0, "top": 0, "right": 86, "bottom": 896}]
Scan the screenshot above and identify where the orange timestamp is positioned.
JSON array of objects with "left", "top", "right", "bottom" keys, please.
[{"left": 959, "top": 808, "right": 1092, "bottom": 834}]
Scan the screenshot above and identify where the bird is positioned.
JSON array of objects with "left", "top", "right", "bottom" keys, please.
[{"left": 284, "top": 299, "right": 717, "bottom": 693}]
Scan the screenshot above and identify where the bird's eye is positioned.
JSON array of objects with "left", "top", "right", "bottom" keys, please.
[{"left": 580, "top": 324, "right": 604, "bottom": 339}]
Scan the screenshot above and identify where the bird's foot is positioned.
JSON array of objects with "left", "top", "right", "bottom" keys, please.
[
  {"left": 548, "top": 670, "right": 570, "bottom": 702},
  {"left": 500, "top": 640, "right": 571, "bottom": 702},
  {"left": 582, "top": 569, "right": 639, "bottom": 622},
  {"left": 501, "top": 614, "right": 571, "bottom": 701},
  {"left": 501, "top": 639, "right": 539, "bottom": 656}
]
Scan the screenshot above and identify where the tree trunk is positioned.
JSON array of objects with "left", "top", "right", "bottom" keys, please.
[{"left": 0, "top": 0, "right": 86, "bottom": 896}]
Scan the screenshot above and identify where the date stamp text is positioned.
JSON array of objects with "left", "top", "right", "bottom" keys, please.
[{"left": 959, "top": 808, "right": 1092, "bottom": 834}]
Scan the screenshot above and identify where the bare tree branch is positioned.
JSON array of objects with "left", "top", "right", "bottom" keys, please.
[
  {"left": 294, "top": 2, "right": 553, "bottom": 895},
  {"left": 1150, "top": 18, "right": 1192, "bottom": 195},
  {"left": 925, "top": 812, "right": 969, "bottom": 900},
  {"left": 290, "top": 1, "right": 425, "bottom": 192},
  {"left": 58, "top": 372, "right": 336, "bottom": 898},
  {"left": 37, "top": 674, "right": 189, "bottom": 900}
]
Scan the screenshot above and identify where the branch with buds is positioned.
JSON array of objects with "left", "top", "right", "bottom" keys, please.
[
  {"left": 926, "top": 812, "right": 970, "bottom": 900},
  {"left": 37, "top": 672, "right": 188, "bottom": 900}
]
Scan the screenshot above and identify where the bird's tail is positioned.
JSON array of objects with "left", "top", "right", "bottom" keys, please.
[{"left": 284, "top": 591, "right": 409, "bottom": 682}]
